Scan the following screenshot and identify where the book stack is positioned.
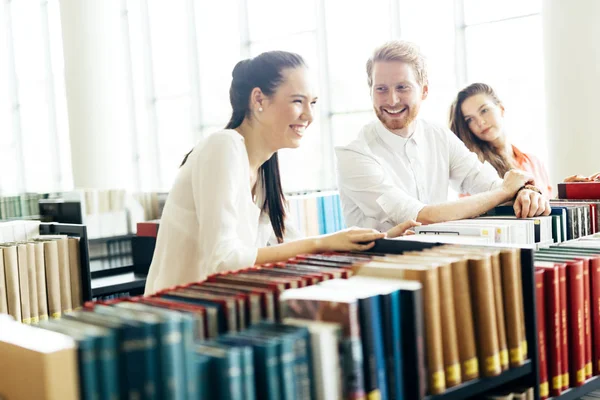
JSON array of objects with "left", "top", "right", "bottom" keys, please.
[
  {"left": 412, "top": 212, "right": 555, "bottom": 246},
  {"left": 286, "top": 190, "right": 346, "bottom": 236},
  {"left": 534, "top": 240, "right": 600, "bottom": 398},
  {"left": 0, "top": 243, "right": 534, "bottom": 399},
  {"left": 0, "top": 220, "right": 84, "bottom": 323},
  {"left": 0, "top": 193, "right": 47, "bottom": 221}
]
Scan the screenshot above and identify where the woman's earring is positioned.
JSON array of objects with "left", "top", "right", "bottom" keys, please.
[{"left": 258, "top": 107, "right": 263, "bottom": 112}]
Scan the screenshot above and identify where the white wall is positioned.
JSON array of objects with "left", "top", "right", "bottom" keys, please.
[
  {"left": 543, "top": 0, "right": 600, "bottom": 186},
  {"left": 59, "top": 0, "right": 135, "bottom": 189}
]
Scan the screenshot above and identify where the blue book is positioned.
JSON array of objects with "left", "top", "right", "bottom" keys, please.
[
  {"left": 207, "top": 340, "right": 255, "bottom": 400},
  {"left": 251, "top": 322, "right": 314, "bottom": 400},
  {"left": 112, "top": 302, "right": 192, "bottom": 400},
  {"left": 317, "top": 197, "right": 326, "bottom": 235},
  {"left": 320, "top": 279, "right": 388, "bottom": 400},
  {"left": 54, "top": 318, "right": 120, "bottom": 400},
  {"left": 195, "top": 353, "right": 212, "bottom": 400},
  {"left": 243, "top": 328, "right": 296, "bottom": 400},
  {"left": 64, "top": 311, "right": 149, "bottom": 398},
  {"left": 218, "top": 334, "right": 281, "bottom": 400},
  {"left": 92, "top": 305, "right": 161, "bottom": 399},
  {"left": 196, "top": 343, "right": 245, "bottom": 400},
  {"left": 38, "top": 320, "right": 100, "bottom": 400}
]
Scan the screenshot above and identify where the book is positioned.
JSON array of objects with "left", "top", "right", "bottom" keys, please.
[
  {"left": 534, "top": 269, "right": 549, "bottom": 400},
  {"left": 280, "top": 285, "right": 367, "bottom": 400},
  {"left": 283, "top": 318, "right": 344, "bottom": 400},
  {"left": 558, "top": 181, "right": 600, "bottom": 200},
  {"left": 0, "top": 318, "right": 79, "bottom": 400}
]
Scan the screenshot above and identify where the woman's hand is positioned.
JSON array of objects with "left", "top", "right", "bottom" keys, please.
[
  {"left": 564, "top": 173, "right": 600, "bottom": 182},
  {"left": 385, "top": 220, "right": 421, "bottom": 238},
  {"left": 315, "top": 227, "right": 386, "bottom": 252}
]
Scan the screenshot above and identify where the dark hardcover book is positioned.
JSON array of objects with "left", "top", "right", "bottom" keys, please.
[
  {"left": 54, "top": 318, "right": 120, "bottom": 400},
  {"left": 217, "top": 335, "right": 281, "bottom": 400},
  {"left": 63, "top": 310, "right": 150, "bottom": 398},
  {"left": 113, "top": 301, "right": 192, "bottom": 400},
  {"left": 280, "top": 286, "right": 366, "bottom": 400},
  {"left": 203, "top": 278, "right": 277, "bottom": 322},
  {"left": 92, "top": 304, "right": 161, "bottom": 398},
  {"left": 158, "top": 291, "right": 231, "bottom": 334},
  {"left": 135, "top": 296, "right": 208, "bottom": 341},
  {"left": 558, "top": 182, "right": 600, "bottom": 200},
  {"left": 38, "top": 320, "right": 100, "bottom": 400},
  {"left": 196, "top": 343, "right": 245, "bottom": 400},
  {"left": 252, "top": 322, "right": 314, "bottom": 400},
  {"left": 185, "top": 284, "right": 248, "bottom": 331},
  {"left": 199, "top": 281, "right": 269, "bottom": 324}
]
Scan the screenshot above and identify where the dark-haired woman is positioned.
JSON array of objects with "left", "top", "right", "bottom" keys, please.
[
  {"left": 449, "top": 83, "right": 552, "bottom": 198},
  {"left": 145, "top": 51, "right": 417, "bottom": 294}
]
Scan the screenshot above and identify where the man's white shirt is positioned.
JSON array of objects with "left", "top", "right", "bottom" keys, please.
[{"left": 335, "top": 118, "right": 503, "bottom": 232}]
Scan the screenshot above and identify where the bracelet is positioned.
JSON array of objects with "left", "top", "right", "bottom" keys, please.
[{"left": 516, "top": 184, "right": 542, "bottom": 196}]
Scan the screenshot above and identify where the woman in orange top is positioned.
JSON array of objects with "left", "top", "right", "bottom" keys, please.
[{"left": 449, "top": 83, "right": 553, "bottom": 198}]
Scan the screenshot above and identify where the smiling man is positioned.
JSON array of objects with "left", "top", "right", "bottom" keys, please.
[{"left": 335, "top": 40, "right": 551, "bottom": 231}]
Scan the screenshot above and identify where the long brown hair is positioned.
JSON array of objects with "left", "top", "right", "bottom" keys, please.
[
  {"left": 449, "top": 83, "right": 513, "bottom": 177},
  {"left": 181, "top": 51, "right": 306, "bottom": 243}
]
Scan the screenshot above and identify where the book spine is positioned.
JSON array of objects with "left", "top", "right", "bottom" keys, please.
[
  {"left": 16, "top": 245, "right": 30, "bottom": 324},
  {"left": 157, "top": 319, "right": 186, "bottom": 400},
  {"left": 558, "top": 264, "right": 569, "bottom": 390},
  {"left": 583, "top": 261, "right": 593, "bottom": 378},
  {"left": 437, "top": 264, "right": 461, "bottom": 387},
  {"left": 491, "top": 253, "right": 509, "bottom": 371},
  {"left": 25, "top": 244, "right": 39, "bottom": 324},
  {"left": 567, "top": 262, "right": 586, "bottom": 387},
  {"left": 98, "top": 332, "right": 120, "bottom": 400},
  {"left": 44, "top": 241, "right": 62, "bottom": 318},
  {"left": 222, "top": 349, "right": 244, "bottom": 400},
  {"left": 535, "top": 270, "right": 549, "bottom": 400},
  {"left": 358, "top": 295, "right": 387, "bottom": 400},
  {"left": 241, "top": 346, "right": 256, "bottom": 400},
  {"left": 421, "top": 269, "right": 446, "bottom": 394},
  {"left": 56, "top": 239, "right": 73, "bottom": 314},
  {"left": 400, "top": 288, "right": 427, "bottom": 400},
  {"left": 500, "top": 251, "right": 525, "bottom": 367},
  {"left": 543, "top": 267, "right": 563, "bottom": 396},
  {"left": 3, "top": 245, "right": 22, "bottom": 321},
  {"left": 469, "top": 257, "right": 501, "bottom": 377},
  {"left": 591, "top": 259, "right": 600, "bottom": 375},
  {"left": 277, "top": 336, "right": 297, "bottom": 400},
  {"left": 381, "top": 291, "right": 403, "bottom": 400},
  {"left": 451, "top": 259, "right": 479, "bottom": 381}
]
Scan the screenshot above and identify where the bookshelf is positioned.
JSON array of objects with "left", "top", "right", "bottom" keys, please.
[
  {"left": 90, "top": 265, "right": 146, "bottom": 298},
  {"left": 550, "top": 376, "right": 600, "bottom": 400},
  {"left": 369, "top": 238, "right": 541, "bottom": 400},
  {"left": 425, "top": 361, "right": 532, "bottom": 400},
  {"left": 39, "top": 222, "right": 92, "bottom": 302}
]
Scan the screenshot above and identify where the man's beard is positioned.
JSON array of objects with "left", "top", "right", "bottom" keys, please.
[{"left": 374, "top": 105, "right": 419, "bottom": 132}]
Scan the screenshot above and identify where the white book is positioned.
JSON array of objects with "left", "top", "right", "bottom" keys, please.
[{"left": 283, "top": 318, "right": 343, "bottom": 400}]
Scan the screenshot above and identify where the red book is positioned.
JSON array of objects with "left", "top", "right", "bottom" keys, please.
[
  {"left": 136, "top": 220, "right": 160, "bottom": 237},
  {"left": 566, "top": 260, "right": 586, "bottom": 387},
  {"left": 592, "top": 257, "right": 600, "bottom": 375},
  {"left": 535, "top": 269, "right": 549, "bottom": 400},
  {"left": 558, "top": 182, "right": 600, "bottom": 200},
  {"left": 582, "top": 259, "right": 593, "bottom": 378},
  {"left": 558, "top": 263, "right": 570, "bottom": 390},
  {"left": 535, "top": 264, "right": 563, "bottom": 396}
]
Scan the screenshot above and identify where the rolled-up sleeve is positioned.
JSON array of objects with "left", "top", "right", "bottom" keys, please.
[
  {"left": 191, "top": 135, "right": 258, "bottom": 273},
  {"left": 336, "top": 146, "right": 425, "bottom": 228},
  {"left": 447, "top": 130, "right": 503, "bottom": 194}
]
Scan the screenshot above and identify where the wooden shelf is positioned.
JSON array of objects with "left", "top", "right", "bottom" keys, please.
[
  {"left": 424, "top": 361, "right": 532, "bottom": 400},
  {"left": 551, "top": 376, "right": 600, "bottom": 400}
]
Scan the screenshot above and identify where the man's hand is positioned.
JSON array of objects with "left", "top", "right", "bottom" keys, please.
[
  {"left": 513, "top": 189, "right": 551, "bottom": 218},
  {"left": 501, "top": 169, "right": 534, "bottom": 200}
]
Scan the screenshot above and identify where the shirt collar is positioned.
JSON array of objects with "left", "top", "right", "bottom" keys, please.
[{"left": 374, "top": 118, "right": 423, "bottom": 151}]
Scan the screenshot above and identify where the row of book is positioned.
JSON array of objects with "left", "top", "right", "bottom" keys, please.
[
  {"left": 0, "top": 220, "right": 83, "bottom": 323},
  {"left": 287, "top": 191, "right": 346, "bottom": 236},
  {"left": 88, "top": 237, "right": 134, "bottom": 272},
  {"left": 0, "top": 193, "right": 47, "bottom": 220},
  {"left": 410, "top": 202, "right": 600, "bottom": 247},
  {"left": 534, "top": 237, "right": 600, "bottom": 398},
  {"left": 0, "top": 243, "right": 531, "bottom": 399}
]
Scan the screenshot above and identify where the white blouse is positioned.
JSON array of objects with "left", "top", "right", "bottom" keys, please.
[{"left": 144, "top": 129, "right": 299, "bottom": 295}]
